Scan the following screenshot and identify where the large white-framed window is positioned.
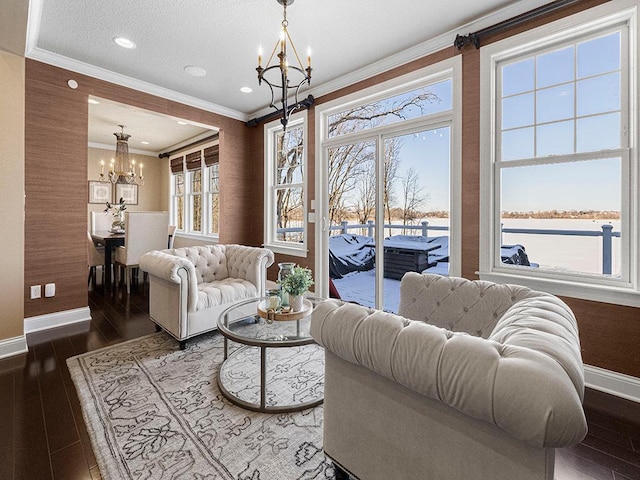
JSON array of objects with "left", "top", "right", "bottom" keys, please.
[
  {"left": 170, "top": 163, "right": 185, "bottom": 231},
  {"left": 169, "top": 140, "right": 220, "bottom": 240},
  {"left": 315, "top": 57, "right": 462, "bottom": 305},
  {"left": 264, "top": 112, "right": 308, "bottom": 256},
  {"left": 480, "top": 0, "right": 640, "bottom": 307}
]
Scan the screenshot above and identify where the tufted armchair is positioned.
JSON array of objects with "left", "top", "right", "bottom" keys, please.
[
  {"left": 311, "top": 272, "right": 587, "bottom": 480},
  {"left": 139, "top": 244, "right": 274, "bottom": 349}
]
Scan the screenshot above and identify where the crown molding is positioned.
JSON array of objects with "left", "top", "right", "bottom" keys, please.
[
  {"left": 27, "top": 0, "right": 559, "bottom": 123},
  {"left": 26, "top": 47, "right": 249, "bottom": 122},
  {"left": 249, "top": 0, "right": 567, "bottom": 120},
  {"left": 24, "top": 0, "right": 43, "bottom": 56}
]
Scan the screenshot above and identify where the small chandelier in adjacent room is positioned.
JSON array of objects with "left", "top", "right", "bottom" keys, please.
[
  {"left": 99, "top": 125, "right": 144, "bottom": 186},
  {"left": 256, "top": 0, "right": 312, "bottom": 131}
]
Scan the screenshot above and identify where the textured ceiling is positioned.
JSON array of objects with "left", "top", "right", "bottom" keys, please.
[
  {"left": 31, "top": 0, "right": 557, "bottom": 117},
  {"left": 5, "top": 0, "right": 557, "bottom": 151}
]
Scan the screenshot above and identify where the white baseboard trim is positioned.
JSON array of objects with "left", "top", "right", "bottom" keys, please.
[
  {"left": 24, "top": 306, "right": 92, "bottom": 334},
  {"left": 584, "top": 365, "right": 640, "bottom": 404},
  {"left": 0, "top": 335, "right": 28, "bottom": 360}
]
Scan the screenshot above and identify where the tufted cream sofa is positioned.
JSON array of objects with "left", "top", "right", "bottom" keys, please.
[
  {"left": 140, "top": 245, "right": 274, "bottom": 349},
  {"left": 311, "top": 272, "right": 587, "bottom": 480}
]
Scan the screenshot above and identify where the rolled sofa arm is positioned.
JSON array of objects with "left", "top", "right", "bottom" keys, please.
[
  {"left": 226, "top": 245, "right": 275, "bottom": 296},
  {"left": 311, "top": 299, "right": 587, "bottom": 448},
  {"left": 140, "top": 250, "right": 199, "bottom": 311}
]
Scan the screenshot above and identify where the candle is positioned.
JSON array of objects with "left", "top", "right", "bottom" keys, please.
[
  {"left": 307, "top": 48, "right": 311, "bottom": 68},
  {"left": 139, "top": 163, "right": 143, "bottom": 177},
  {"left": 110, "top": 159, "right": 114, "bottom": 173},
  {"left": 100, "top": 160, "right": 104, "bottom": 175},
  {"left": 258, "top": 47, "right": 262, "bottom": 67}
]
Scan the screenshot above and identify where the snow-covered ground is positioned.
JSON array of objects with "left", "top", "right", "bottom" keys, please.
[
  {"left": 331, "top": 218, "right": 620, "bottom": 312},
  {"left": 332, "top": 268, "right": 401, "bottom": 313}
]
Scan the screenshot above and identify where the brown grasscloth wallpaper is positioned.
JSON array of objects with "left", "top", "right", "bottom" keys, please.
[
  {"left": 23, "top": 0, "right": 639, "bottom": 378},
  {"left": 24, "top": 59, "right": 261, "bottom": 318}
]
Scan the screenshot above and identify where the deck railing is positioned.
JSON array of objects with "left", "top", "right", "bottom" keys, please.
[{"left": 279, "top": 220, "right": 621, "bottom": 276}]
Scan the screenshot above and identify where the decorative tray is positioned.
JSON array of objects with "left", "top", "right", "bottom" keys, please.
[{"left": 257, "top": 299, "right": 313, "bottom": 323}]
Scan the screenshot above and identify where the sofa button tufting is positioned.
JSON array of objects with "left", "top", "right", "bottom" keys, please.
[{"left": 463, "top": 307, "right": 468, "bottom": 312}]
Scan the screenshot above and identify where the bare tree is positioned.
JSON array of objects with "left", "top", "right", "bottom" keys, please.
[
  {"left": 327, "top": 90, "right": 440, "bottom": 137},
  {"left": 383, "top": 137, "right": 401, "bottom": 224},
  {"left": 327, "top": 88, "right": 439, "bottom": 230},
  {"left": 327, "top": 141, "right": 374, "bottom": 226},
  {"left": 276, "top": 126, "right": 304, "bottom": 241},
  {"left": 401, "top": 167, "right": 429, "bottom": 231},
  {"left": 352, "top": 169, "right": 375, "bottom": 225}
]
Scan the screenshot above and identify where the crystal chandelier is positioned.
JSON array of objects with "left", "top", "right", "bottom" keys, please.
[
  {"left": 256, "top": 0, "right": 312, "bottom": 131},
  {"left": 99, "top": 125, "right": 144, "bottom": 186}
]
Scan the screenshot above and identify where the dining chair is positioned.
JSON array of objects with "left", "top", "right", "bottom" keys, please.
[
  {"left": 90, "top": 210, "right": 113, "bottom": 233},
  {"left": 114, "top": 211, "right": 169, "bottom": 294},
  {"left": 168, "top": 224, "right": 177, "bottom": 249},
  {"left": 87, "top": 231, "right": 106, "bottom": 291}
]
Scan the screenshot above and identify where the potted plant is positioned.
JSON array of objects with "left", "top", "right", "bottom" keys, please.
[{"left": 279, "top": 266, "right": 314, "bottom": 312}]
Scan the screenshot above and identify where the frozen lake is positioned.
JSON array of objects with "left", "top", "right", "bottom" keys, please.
[
  {"left": 501, "top": 218, "right": 620, "bottom": 276},
  {"left": 331, "top": 217, "right": 620, "bottom": 312}
]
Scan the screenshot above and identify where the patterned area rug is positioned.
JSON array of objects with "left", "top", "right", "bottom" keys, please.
[{"left": 67, "top": 328, "right": 331, "bottom": 480}]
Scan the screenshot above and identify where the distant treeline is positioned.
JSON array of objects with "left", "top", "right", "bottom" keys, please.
[{"left": 501, "top": 210, "right": 620, "bottom": 219}]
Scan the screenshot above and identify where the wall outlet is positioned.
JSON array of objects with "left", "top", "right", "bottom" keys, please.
[
  {"left": 30, "top": 285, "right": 41, "bottom": 299},
  {"left": 45, "top": 283, "right": 55, "bottom": 298}
]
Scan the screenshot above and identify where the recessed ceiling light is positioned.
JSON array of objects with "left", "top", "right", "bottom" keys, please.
[
  {"left": 184, "top": 66, "right": 207, "bottom": 77},
  {"left": 88, "top": 98, "right": 100, "bottom": 105},
  {"left": 113, "top": 37, "right": 136, "bottom": 49},
  {"left": 240, "top": 86, "right": 253, "bottom": 93},
  {"left": 141, "top": 141, "right": 150, "bottom": 145},
  {"left": 177, "top": 121, "right": 188, "bottom": 125}
]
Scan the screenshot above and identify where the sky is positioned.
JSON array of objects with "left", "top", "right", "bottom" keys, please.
[
  {"left": 389, "top": 30, "right": 621, "bottom": 215},
  {"left": 332, "top": 29, "right": 622, "bottom": 217},
  {"left": 499, "top": 30, "right": 622, "bottom": 212}
]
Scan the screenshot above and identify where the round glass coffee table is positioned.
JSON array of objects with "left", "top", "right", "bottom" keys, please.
[{"left": 216, "top": 296, "right": 324, "bottom": 413}]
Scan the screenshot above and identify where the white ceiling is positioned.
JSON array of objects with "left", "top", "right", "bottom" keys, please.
[
  {"left": 87, "top": 97, "right": 215, "bottom": 155},
  {"left": 7, "top": 0, "right": 559, "bottom": 149}
]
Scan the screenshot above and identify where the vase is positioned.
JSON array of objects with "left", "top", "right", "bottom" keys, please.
[
  {"left": 112, "top": 211, "right": 125, "bottom": 231},
  {"left": 289, "top": 294, "right": 304, "bottom": 312},
  {"left": 277, "top": 262, "right": 296, "bottom": 307}
]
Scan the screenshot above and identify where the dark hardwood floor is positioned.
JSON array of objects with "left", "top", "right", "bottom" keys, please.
[{"left": 0, "top": 282, "right": 639, "bottom": 479}]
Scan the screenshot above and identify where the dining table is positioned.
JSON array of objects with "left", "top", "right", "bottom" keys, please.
[{"left": 91, "top": 230, "right": 125, "bottom": 290}]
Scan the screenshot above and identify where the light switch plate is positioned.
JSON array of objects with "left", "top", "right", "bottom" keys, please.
[
  {"left": 30, "top": 285, "right": 41, "bottom": 299},
  {"left": 45, "top": 283, "right": 55, "bottom": 298}
]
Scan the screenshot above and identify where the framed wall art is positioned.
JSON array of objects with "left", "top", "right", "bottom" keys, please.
[
  {"left": 88, "top": 181, "right": 113, "bottom": 204},
  {"left": 115, "top": 183, "right": 138, "bottom": 205}
]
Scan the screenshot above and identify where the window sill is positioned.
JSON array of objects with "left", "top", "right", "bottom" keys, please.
[
  {"left": 175, "top": 232, "right": 219, "bottom": 243},
  {"left": 478, "top": 271, "right": 640, "bottom": 308},
  {"left": 264, "top": 243, "right": 308, "bottom": 258}
]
